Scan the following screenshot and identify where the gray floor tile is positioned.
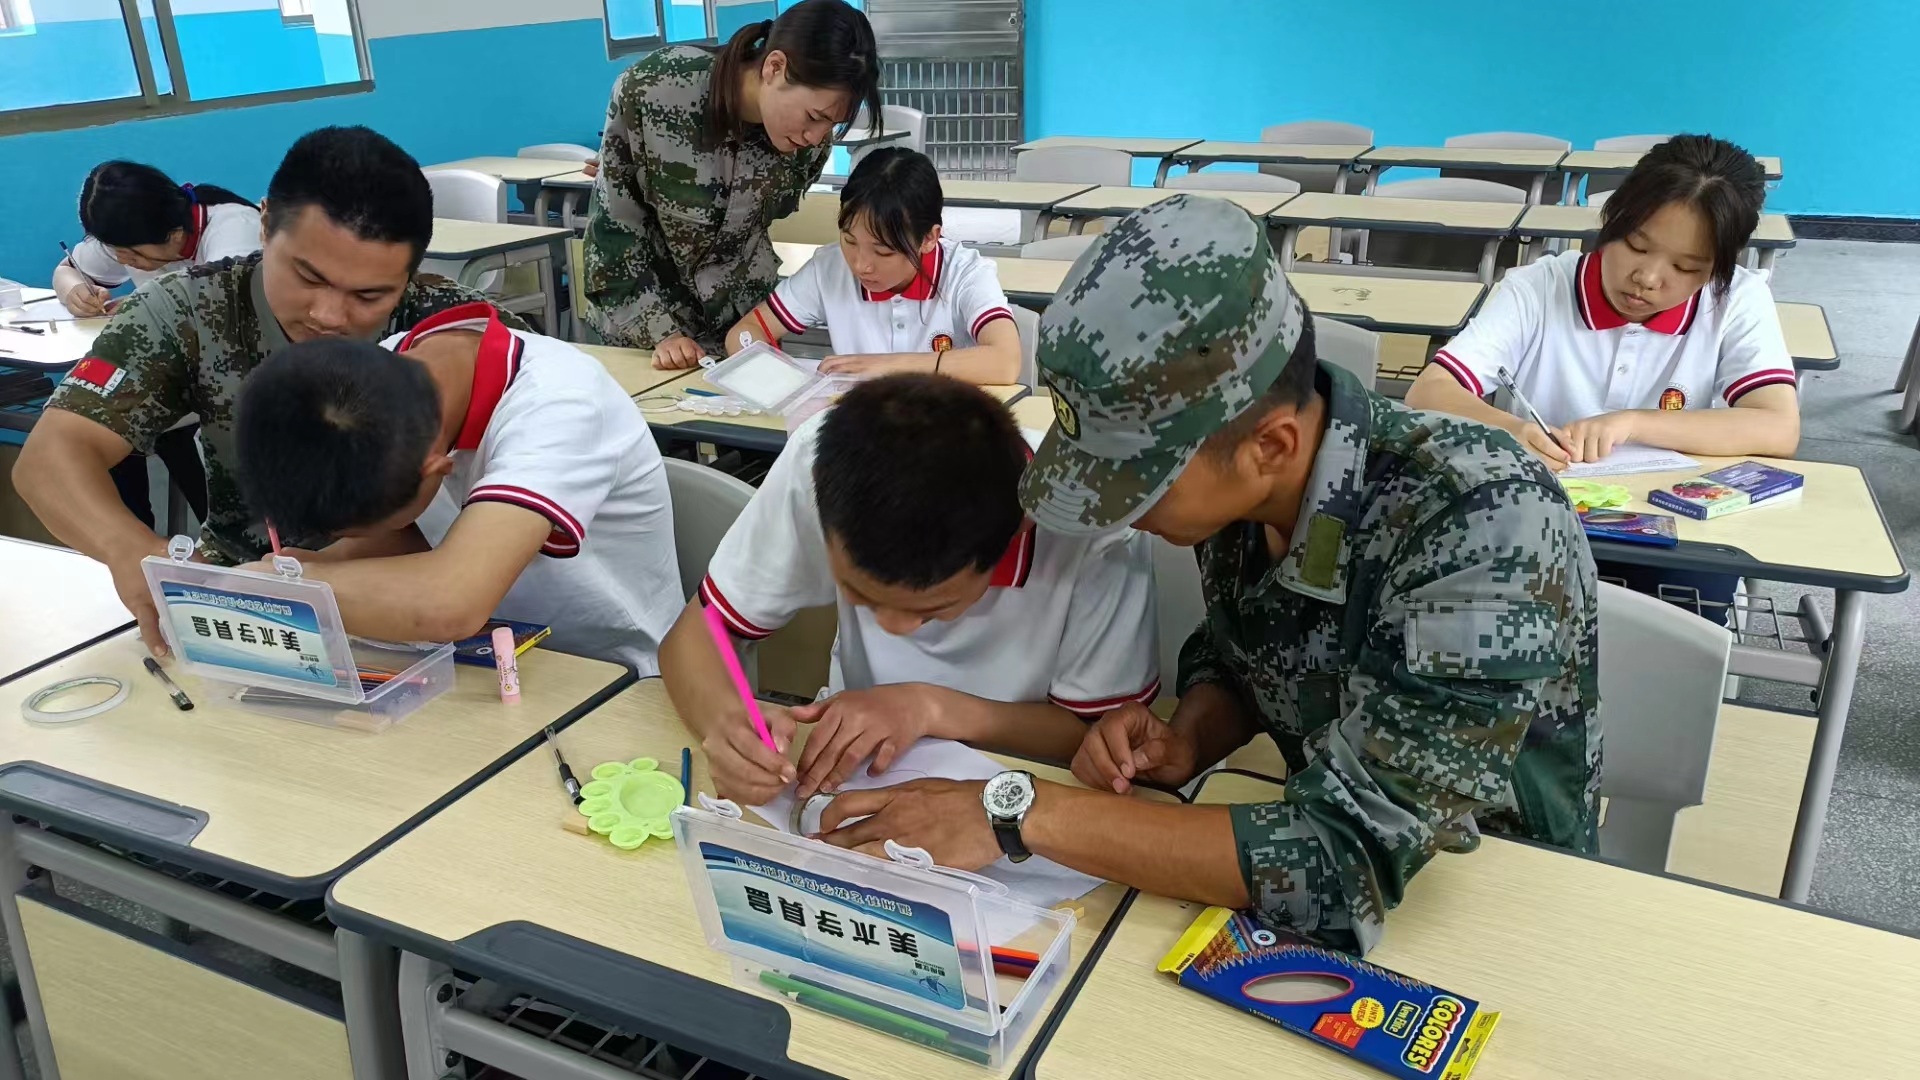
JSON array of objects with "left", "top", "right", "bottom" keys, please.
[{"left": 1807, "top": 789, "right": 1920, "bottom": 933}]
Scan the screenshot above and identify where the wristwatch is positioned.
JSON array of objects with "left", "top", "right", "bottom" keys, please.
[{"left": 981, "top": 770, "right": 1036, "bottom": 863}]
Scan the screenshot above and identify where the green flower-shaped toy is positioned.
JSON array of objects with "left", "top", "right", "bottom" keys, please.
[{"left": 577, "top": 758, "right": 684, "bottom": 849}]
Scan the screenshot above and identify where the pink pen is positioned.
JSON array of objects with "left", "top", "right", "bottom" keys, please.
[
  {"left": 491, "top": 625, "right": 520, "bottom": 703},
  {"left": 700, "top": 602, "right": 779, "bottom": 753}
]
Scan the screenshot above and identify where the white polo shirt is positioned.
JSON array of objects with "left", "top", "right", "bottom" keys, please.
[
  {"left": 766, "top": 238, "right": 1015, "bottom": 358},
  {"left": 700, "top": 412, "right": 1161, "bottom": 716},
  {"left": 383, "top": 304, "right": 682, "bottom": 676},
  {"left": 1429, "top": 249, "right": 1796, "bottom": 422},
  {"left": 65, "top": 199, "right": 262, "bottom": 292}
]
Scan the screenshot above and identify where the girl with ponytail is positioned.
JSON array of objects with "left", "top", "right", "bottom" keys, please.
[
  {"left": 53, "top": 160, "right": 260, "bottom": 318},
  {"left": 582, "top": 0, "right": 882, "bottom": 368}
]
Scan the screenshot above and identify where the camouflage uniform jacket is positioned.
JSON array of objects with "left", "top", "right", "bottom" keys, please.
[
  {"left": 582, "top": 46, "right": 829, "bottom": 352},
  {"left": 1179, "top": 361, "right": 1602, "bottom": 955},
  {"left": 43, "top": 254, "right": 526, "bottom": 565}
]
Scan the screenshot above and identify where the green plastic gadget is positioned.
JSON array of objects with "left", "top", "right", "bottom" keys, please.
[{"left": 577, "top": 758, "right": 685, "bottom": 850}]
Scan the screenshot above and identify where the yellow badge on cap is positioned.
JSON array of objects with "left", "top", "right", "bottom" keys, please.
[{"left": 1052, "top": 392, "right": 1079, "bottom": 437}]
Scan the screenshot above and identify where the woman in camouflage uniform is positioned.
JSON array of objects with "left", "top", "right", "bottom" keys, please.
[{"left": 581, "top": 0, "right": 881, "bottom": 368}]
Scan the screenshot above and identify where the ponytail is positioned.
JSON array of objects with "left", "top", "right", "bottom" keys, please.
[
  {"left": 186, "top": 183, "right": 258, "bottom": 212},
  {"left": 703, "top": 0, "right": 881, "bottom": 149}
]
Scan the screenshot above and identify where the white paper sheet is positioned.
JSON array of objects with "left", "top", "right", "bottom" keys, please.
[
  {"left": 3, "top": 296, "right": 84, "bottom": 322},
  {"left": 749, "top": 737, "right": 1109, "bottom": 922},
  {"left": 1559, "top": 444, "right": 1699, "bottom": 479}
]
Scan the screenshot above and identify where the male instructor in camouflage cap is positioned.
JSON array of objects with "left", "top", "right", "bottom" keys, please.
[{"left": 819, "top": 195, "right": 1599, "bottom": 954}]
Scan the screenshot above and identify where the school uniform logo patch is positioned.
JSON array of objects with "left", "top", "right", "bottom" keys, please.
[
  {"left": 1659, "top": 385, "right": 1688, "bottom": 410},
  {"left": 930, "top": 333, "right": 954, "bottom": 353},
  {"left": 68, "top": 358, "right": 125, "bottom": 396}
]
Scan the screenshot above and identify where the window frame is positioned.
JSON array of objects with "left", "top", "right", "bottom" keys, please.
[
  {"left": 0, "top": 0, "right": 373, "bottom": 136},
  {"left": 279, "top": 0, "right": 315, "bottom": 28},
  {"left": 604, "top": 0, "right": 714, "bottom": 59},
  {"left": 0, "top": 0, "right": 33, "bottom": 36}
]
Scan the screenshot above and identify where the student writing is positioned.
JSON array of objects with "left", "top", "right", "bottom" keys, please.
[
  {"left": 54, "top": 161, "right": 261, "bottom": 317},
  {"left": 1406, "top": 134, "right": 1800, "bottom": 467},
  {"left": 712, "top": 147, "right": 1022, "bottom": 385}
]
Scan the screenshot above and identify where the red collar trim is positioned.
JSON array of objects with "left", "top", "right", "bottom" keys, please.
[
  {"left": 862, "top": 244, "right": 942, "bottom": 302},
  {"left": 177, "top": 193, "right": 207, "bottom": 260},
  {"left": 987, "top": 524, "right": 1036, "bottom": 588},
  {"left": 397, "top": 302, "right": 522, "bottom": 451},
  {"left": 1575, "top": 249, "right": 1698, "bottom": 336}
]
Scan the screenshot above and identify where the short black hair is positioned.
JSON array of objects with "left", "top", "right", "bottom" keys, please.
[
  {"left": 1597, "top": 134, "right": 1765, "bottom": 294},
  {"left": 813, "top": 374, "right": 1027, "bottom": 588},
  {"left": 79, "top": 161, "right": 254, "bottom": 248},
  {"left": 236, "top": 337, "right": 441, "bottom": 543},
  {"left": 840, "top": 147, "right": 944, "bottom": 296},
  {"left": 264, "top": 126, "right": 435, "bottom": 271},
  {"left": 1201, "top": 314, "right": 1319, "bottom": 460}
]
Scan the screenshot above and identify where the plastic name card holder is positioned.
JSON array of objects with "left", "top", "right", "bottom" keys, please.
[
  {"left": 141, "top": 536, "right": 455, "bottom": 731},
  {"left": 673, "top": 796, "right": 1074, "bottom": 1067}
]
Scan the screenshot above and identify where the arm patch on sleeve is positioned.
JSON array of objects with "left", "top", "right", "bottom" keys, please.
[{"left": 1404, "top": 598, "right": 1568, "bottom": 681}]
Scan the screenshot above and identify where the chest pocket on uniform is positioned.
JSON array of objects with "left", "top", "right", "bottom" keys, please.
[{"left": 1402, "top": 598, "right": 1570, "bottom": 682}]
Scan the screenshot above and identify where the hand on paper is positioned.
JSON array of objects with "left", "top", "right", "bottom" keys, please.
[
  {"left": 1071, "top": 702, "right": 1198, "bottom": 794},
  {"left": 704, "top": 702, "right": 798, "bottom": 805},
  {"left": 60, "top": 283, "right": 115, "bottom": 319},
  {"left": 791, "top": 684, "right": 947, "bottom": 800},
  {"left": 1562, "top": 412, "right": 1641, "bottom": 463},
  {"left": 1510, "top": 420, "right": 1573, "bottom": 472},
  {"left": 817, "top": 778, "right": 1002, "bottom": 871}
]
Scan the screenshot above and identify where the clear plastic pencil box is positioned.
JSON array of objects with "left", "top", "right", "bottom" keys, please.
[
  {"left": 141, "top": 536, "right": 454, "bottom": 731},
  {"left": 672, "top": 796, "right": 1075, "bottom": 1067},
  {"left": 700, "top": 341, "right": 857, "bottom": 428}
]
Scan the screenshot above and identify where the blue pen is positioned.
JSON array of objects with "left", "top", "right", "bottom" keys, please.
[
  {"left": 680, "top": 746, "right": 692, "bottom": 805},
  {"left": 683, "top": 387, "right": 720, "bottom": 398}
]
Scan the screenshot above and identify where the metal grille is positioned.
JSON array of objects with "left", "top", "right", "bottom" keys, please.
[
  {"left": 49, "top": 829, "right": 335, "bottom": 926},
  {"left": 476, "top": 985, "right": 760, "bottom": 1079},
  {"left": 882, "top": 59, "right": 1021, "bottom": 180}
]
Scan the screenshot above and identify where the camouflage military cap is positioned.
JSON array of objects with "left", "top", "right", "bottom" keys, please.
[{"left": 1020, "top": 194, "right": 1309, "bottom": 533}]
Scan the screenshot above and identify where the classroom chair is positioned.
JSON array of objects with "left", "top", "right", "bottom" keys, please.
[
  {"left": 1586, "top": 134, "right": 1673, "bottom": 202},
  {"left": 1897, "top": 316, "right": 1920, "bottom": 432},
  {"left": 1010, "top": 303, "right": 1040, "bottom": 387},
  {"left": 1165, "top": 172, "right": 1301, "bottom": 194},
  {"left": 1020, "top": 234, "right": 1099, "bottom": 262},
  {"left": 1363, "top": 177, "right": 1524, "bottom": 278},
  {"left": 849, "top": 105, "right": 928, "bottom": 170},
  {"left": 422, "top": 170, "right": 549, "bottom": 328},
  {"left": 662, "top": 458, "right": 754, "bottom": 601},
  {"left": 1013, "top": 146, "right": 1132, "bottom": 242},
  {"left": 1258, "top": 120, "right": 1374, "bottom": 193},
  {"left": 1441, "top": 131, "right": 1572, "bottom": 203},
  {"left": 770, "top": 191, "right": 842, "bottom": 245},
  {"left": 1596, "top": 581, "right": 1732, "bottom": 874},
  {"left": 1312, "top": 314, "right": 1381, "bottom": 388}
]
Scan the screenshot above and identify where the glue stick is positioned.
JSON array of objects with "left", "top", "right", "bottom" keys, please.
[{"left": 491, "top": 625, "right": 521, "bottom": 703}]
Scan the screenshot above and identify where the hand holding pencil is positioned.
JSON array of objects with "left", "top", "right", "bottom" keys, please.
[{"left": 697, "top": 603, "right": 797, "bottom": 804}]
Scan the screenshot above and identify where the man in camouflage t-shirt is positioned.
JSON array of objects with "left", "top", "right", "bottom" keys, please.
[
  {"left": 14, "top": 126, "right": 525, "bottom": 656},
  {"left": 815, "top": 196, "right": 1599, "bottom": 956}
]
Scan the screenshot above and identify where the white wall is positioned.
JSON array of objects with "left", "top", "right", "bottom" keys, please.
[
  {"left": 356, "top": 0, "right": 602, "bottom": 40},
  {"left": 170, "top": 0, "right": 280, "bottom": 15},
  {"left": 312, "top": 0, "right": 352, "bottom": 37},
  {"left": 24, "top": 0, "right": 122, "bottom": 23}
]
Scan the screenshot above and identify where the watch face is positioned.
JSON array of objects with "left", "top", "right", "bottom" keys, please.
[{"left": 983, "top": 771, "right": 1034, "bottom": 818}]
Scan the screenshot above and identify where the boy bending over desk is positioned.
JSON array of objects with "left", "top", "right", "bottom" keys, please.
[
  {"left": 659, "top": 373, "right": 1159, "bottom": 805},
  {"left": 232, "top": 305, "right": 683, "bottom": 676},
  {"left": 813, "top": 197, "right": 1601, "bottom": 955},
  {"left": 1405, "top": 134, "right": 1799, "bottom": 468}
]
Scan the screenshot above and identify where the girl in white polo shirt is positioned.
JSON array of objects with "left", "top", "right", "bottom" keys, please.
[
  {"left": 1407, "top": 134, "right": 1799, "bottom": 470},
  {"left": 714, "top": 146, "right": 1023, "bottom": 384},
  {"left": 52, "top": 161, "right": 262, "bottom": 318}
]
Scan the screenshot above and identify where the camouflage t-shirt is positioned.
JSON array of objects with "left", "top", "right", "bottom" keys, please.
[
  {"left": 43, "top": 254, "right": 526, "bottom": 565},
  {"left": 1178, "top": 362, "right": 1602, "bottom": 955},
  {"left": 581, "top": 45, "right": 830, "bottom": 353}
]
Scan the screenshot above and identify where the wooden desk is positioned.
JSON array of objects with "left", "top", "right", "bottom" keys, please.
[
  {"left": 0, "top": 313, "right": 104, "bottom": 371},
  {"left": 1287, "top": 272, "right": 1486, "bottom": 336},
  {"left": 1775, "top": 301, "right": 1838, "bottom": 370},
  {"left": 1047, "top": 186, "right": 1295, "bottom": 230},
  {"left": 1518, "top": 205, "right": 1796, "bottom": 269},
  {"left": 1583, "top": 455, "right": 1905, "bottom": 903},
  {"left": 1154, "top": 141, "right": 1371, "bottom": 189},
  {"left": 1269, "top": 193, "right": 1525, "bottom": 282},
  {"left": 1013, "top": 136, "right": 1200, "bottom": 160},
  {"left": 1031, "top": 772, "right": 1920, "bottom": 1080},
  {"left": 0, "top": 538, "right": 131, "bottom": 685},
  {"left": 329, "top": 679, "right": 1159, "bottom": 1080},
  {"left": 426, "top": 157, "right": 586, "bottom": 184},
  {"left": 426, "top": 218, "right": 573, "bottom": 332},
  {"left": 939, "top": 180, "right": 1097, "bottom": 212},
  {"left": 1359, "top": 146, "right": 1568, "bottom": 203},
  {"left": 575, "top": 343, "right": 687, "bottom": 397},
  {"left": 1560, "top": 149, "right": 1784, "bottom": 191}
]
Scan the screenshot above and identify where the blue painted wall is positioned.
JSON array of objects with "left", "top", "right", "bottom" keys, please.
[
  {"left": 0, "top": 18, "right": 632, "bottom": 281},
  {"left": 1026, "top": 0, "right": 1920, "bottom": 218}
]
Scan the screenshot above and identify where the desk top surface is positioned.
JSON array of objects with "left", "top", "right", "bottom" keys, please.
[
  {"left": 1054, "top": 186, "right": 1295, "bottom": 218},
  {"left": 1286, "top": 272, "right": 1487, "bottom": 335},
  {"left": 1519, "top": 205, "right": 1793, "bottom": 246},
  {"left": 1359, "top": 145, "right": 1569, "bottom": 169},
  {"left": 0, "top": 313, "right": 104, "bottom": 369},
  {"left": 1271, "top": 192, "right": 1526, "bottom": 233},
  {"left": 0, "top": 538, "right": 131, "bottom": 684},
  {"left": 0, "top": 632, "right": 628, "bottom": 890},
  {"left": 1176, "top": 140, "right": 1372, "bottom": 164},
  {"left": 1562, "top": 149, "right": 1784, "bottom": 180},
  {"left": 426, "top": 218, "right": 572, "bottom": 258},
  {"left": 1014, "top": 136, "right": 1201, "bottom": 157},
  {"left": 575, "top": 343, "right": 686, "bottom": 396},
  {"left": 1774, "top": 302, "right": 1838, "bottom": 364},
  {"left": 427, "top": 157, "right": 586, "bottom": 183},
  {"left": 938, "top": 180, "right": 1097, "bottom": 210},
  {"left": 541, "top": 170, "right": 597, "bottom": 189},
  {"left": 331, "top": 679, "right": 1155, "bottom": 1080},
  {"left": 1033, "top": 769, "right": 1920, "bottom": 1080}
]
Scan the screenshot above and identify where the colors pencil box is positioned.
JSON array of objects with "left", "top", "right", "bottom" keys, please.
[
  {"left": 1160, "top": 907, "right": 1498, "bottom": 1079},
  {"left": 1647, "top": 461, "right": 1803, "bottom": 520},
  {"left": 1579, "top": 508, "right": 1679, "bottom": 547}
]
